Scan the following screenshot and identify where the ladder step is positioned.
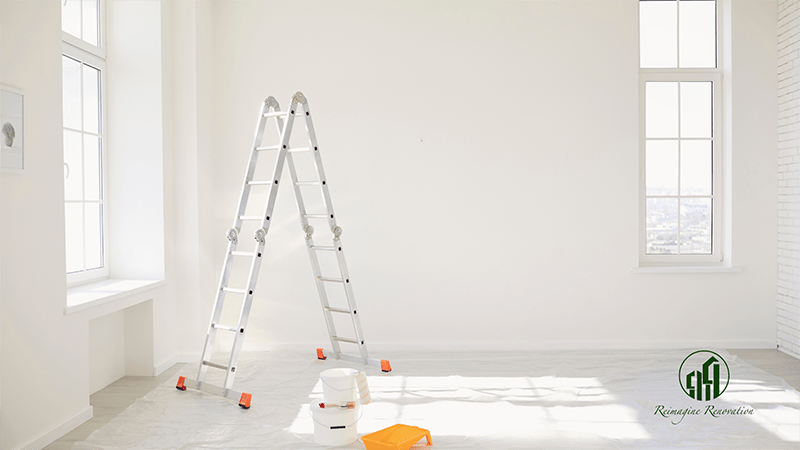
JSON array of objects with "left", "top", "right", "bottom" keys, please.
[
  {"left": 255, "top": 145, "right": 280, "bottom": 152},
  {"left": 303, "top": 214, "right": 328, "bottom": 219},
  {"left": 295, "top": 181, "right": 320, "bottom": 186},
  {"left": 326, "top": 307, "right": 352, "bottom": 314},
  {"left": 211, "top": 323, "right": 239, "bottom": 332},
  {"left": 288, "top": 147, "right": 312, "bottom": 153},
  {"left": 222, "top": 287, "right": 247, "bottom": 294},
  {"left": 332, "top": 336, "right": 359, "bottom": 344},
  {"left": 318, "top": 277, "right": 344, "bottom": 283},
  {"left": 311, "top": 246, "right": 336, "bottom": 251},
  {"left": 230, "top": 251, "right": 255, "bottom": 257},
  {"left": 263, "top": 111, "right": 288, "bottom": 118},
  {"left": 239, "top": 216, "right": 262, "bottom": 221},
  {"left": 202, "top": 361, "right": 229, "bottom": 371},
  {"left": 247, "top": 180, "right": 273, "bottom": 185}
]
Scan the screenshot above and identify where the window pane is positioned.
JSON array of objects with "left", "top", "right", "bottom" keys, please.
[
  {"left": 680, "top": 198, "right": 712, "bottom": 254},
  {"left": 83, "top": 64, "right": 100, "bottom": 134},
  {"left": 84, "top": 136, "right": 101, "bottom": 201},
  {"left": 82, "top": 0, "right": 99, "bottom": 47},
  {"left": 64, "top": 130, "right": 83, "bottom": 201},
  {"left": 85, "top": 203, "right": 103, "bottom": 270},
  {"left": 65, "top": 203, "right": 84, "bottom": 273},
  {"left": 62, "top": 0, "right": 81, "bottom": 39},
  {"left": 62, "top": 56, "right": 82, "bottom": 131},
  {"left": 646, "top": 140, "right": 679, "bottom": 195},
  {"left": 646, "top": 82, "right": 679, "bottom": 138},
  {"left": 679, "top": 0, "right": 716, "bottom": 68},
  {"left": 680, "top": 140, "right": 712, "bottom": 196},
  {"left": 646, "top": 197, "right": 678, "bottom": 255},
  {"left": 640, "top": 0, "right": 678, "bottom": 68},
  {"left": 680, "top": 81, "right": 712, "bottom": 138}
]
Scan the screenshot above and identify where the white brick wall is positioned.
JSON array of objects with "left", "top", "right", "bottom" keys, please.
[{"left": 777, "top": 0, "right": 800, "bottom": 357}]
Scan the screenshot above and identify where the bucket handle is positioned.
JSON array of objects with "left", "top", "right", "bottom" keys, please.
[{"left": 312, "top": 404, "right": 364, "bottom": 429}]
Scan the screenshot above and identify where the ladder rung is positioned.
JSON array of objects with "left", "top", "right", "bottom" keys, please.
[
  {"left": 295, "top": 181, "right": 320, "bottom": 186},
  {"left": 230, "top": 251, "right": 255, "bottom": 257},
  {"left": 326, "top": 307, "right": 351, "bottom": 314},
  {"left": 311, "top": 246, "right": 336, "bottom": 251},
  {"left": 239, "top": 216, "right": 262, "bottom": 221},
  {"left": 222, "top": 287, "right": 247, "bottom": 294},
  {"left": 318, "top": 277, "right": 344, "bottom": 283},
  {"left": 288, "top": 147, "right": 311, "bottom": 153},
  {"left": 263, "top": 111, "right": 288, "bottom": 118},
  {"left": 303, "top": 214, "right": 328, "bottom": 219},
  {"left": 202, "top": 361, "right": 229, "bottom": 371},
  {"left": 332, "top": 336, "right": 359, "bottom": 344},
  {"left": 211, "top": 323, "right": 238, "bottom": 332},
  {"left": 255, "top": 145, "right": 280, "bottom": 151},
  {"left": 247, "top": 180, "right": 273, "bottom": 185}
]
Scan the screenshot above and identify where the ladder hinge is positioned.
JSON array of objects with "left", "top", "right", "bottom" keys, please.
[
  {"left": 304, "top": 224, "right": 314, "bottom": 239},
  {"left": 226, "top": 228, "right": 238, "bottom": 244},
  {"left": 254, "top": 228, "right": 267, "bottom": 245}
]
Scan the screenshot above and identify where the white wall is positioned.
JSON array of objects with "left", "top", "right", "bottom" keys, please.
[
  {"left": 0, "top": 2, "right": 92, "bottom": 448},
  {"left": 191, "top": 0, "right": 779, "bottom": 353},
  {"left": 777, "top": 0, "right": 800, "bottom": 357},
  {"left": 0, "top": 1, "right": 178, "bottom": 448}
]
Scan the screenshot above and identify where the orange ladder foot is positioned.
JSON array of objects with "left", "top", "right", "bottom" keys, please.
[
  {"left": 316, "top": 348, "right": 327, "bottom": 360},
  {"left": 239, "top": 392, "right": 252, "bottom": 409},
  {"left": 381, "top": 359, "right": 392, "bottom": 372},
  {"left": 176, "top": 376, "right": 187, "bottom": 391}
]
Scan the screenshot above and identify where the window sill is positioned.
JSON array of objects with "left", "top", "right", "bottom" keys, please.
[
  {"left": 631, "top": 266, "right": 742, "bottom": 274},
  {"left": 65, "top": 278, "right": 166, "bottom": 315}
]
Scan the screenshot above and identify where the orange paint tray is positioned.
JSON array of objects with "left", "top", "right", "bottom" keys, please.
[{"left": 362, "top": 424, "right": 432, "bottom": 450}]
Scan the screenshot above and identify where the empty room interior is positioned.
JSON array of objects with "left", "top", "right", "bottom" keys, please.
[{"left": 1, "top": 0, "right": 799, "bottom": 449}]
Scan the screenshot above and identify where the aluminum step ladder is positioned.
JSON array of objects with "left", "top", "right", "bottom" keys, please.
[{"left": 176, "top": 92, "right": 391, "bottom": 409}]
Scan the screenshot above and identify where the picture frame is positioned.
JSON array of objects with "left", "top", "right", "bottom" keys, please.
[{"left": 1, "top": 85, "right": 24, "bottom": 172}]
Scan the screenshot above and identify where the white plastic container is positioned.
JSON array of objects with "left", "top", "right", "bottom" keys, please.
[
  {"left": 320, "top": 368, "right": 359, "bottom": 403},
  {"left": 311, "top": 401, "right": 360, "bottom": 446}
]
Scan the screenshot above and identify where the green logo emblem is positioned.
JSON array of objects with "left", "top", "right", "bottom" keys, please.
[{"left": 679, "top": 350, "right": 730, "bottom": 401}]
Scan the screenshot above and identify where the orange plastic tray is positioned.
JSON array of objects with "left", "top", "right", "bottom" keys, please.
[{"left": 362, "top": 424, "right": 432, "bottom": 450}]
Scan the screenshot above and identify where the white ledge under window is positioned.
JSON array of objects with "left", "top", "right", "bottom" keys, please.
[
  {"left": 631, "top": 266, "right": 742, "bottom": 274},
  {"left": 66, "top": 278, "right": 166, "bottom": 314}
]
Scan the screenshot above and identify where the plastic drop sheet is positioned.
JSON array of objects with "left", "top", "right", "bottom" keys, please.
[{"left": 74, "top": 349, "right": 800, "bottom": 449}]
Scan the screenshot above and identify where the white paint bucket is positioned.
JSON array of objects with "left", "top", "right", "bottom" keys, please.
[
  {"left": 311, "top": 401, "right": 360, "bottom": 446},
  {"left": 320, "top": 368, "right": 359, "bottom": 403}
]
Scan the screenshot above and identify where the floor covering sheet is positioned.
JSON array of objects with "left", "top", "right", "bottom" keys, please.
[{"left": 74, "top": 349, "right": 800, "bottom": 449}]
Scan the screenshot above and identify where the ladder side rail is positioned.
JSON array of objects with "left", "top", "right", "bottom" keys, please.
[
  {"left": 331, "top": 237, "right": 370, "bottom": 362},
  {"left": 223, "top": 98, "right": 298, "bottom": 390},
  {"left": 222, "top": 239, "right": 265, "bottom": 390},
  {"left": 233, "top": 99, "right": 274, "bottom": 230},
  {"left": 284, "top": 149, "right": 342, "bottom": 355},
  {"left": 296, "top": 96, "right": 368, "bottom": 362},
  {"left": 294, "top": 95, "right": 338, "bottom": 231},
  {"left": 305, "top": 234, "right": 342, "bottom": 356},
  {"left": 197, "top": 99, "right": 271, "bottom": 384}
]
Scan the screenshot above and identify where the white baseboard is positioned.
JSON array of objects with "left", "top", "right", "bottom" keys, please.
[
  {"left": 230, "top": 340, "right": 779, "bottom": 354},
  {"left": 19, "top": 405, "right": 93, "bottom": 450},
  {"left": 176, "top": 352, "right": 201, "bottom": 363},
  {"left": 154, "top": 354, "right": 180, "bottom": 376},
  {"left": 365, "top": 340, "right": 778, "bottom": 353}
]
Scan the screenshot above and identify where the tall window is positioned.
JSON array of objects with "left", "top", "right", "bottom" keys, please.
[
  {"left": 62, "top": 0, "right": 107, "bottom": 283},
  {"left": 639, "top": 0, "right": 721, "bottom": 264}
]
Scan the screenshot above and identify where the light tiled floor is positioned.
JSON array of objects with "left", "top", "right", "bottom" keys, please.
[{"left": 44, "top": 349, "right": 800, "bottom": 450}]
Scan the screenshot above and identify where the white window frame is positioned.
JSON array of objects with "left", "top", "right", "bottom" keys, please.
[
  {"left": 639, "top": 72, "right": 722, "bottom": 265},
  {"left": 638, "top": 0, "right": 724, "bottom": 266},
  {"left": 63, "top": 0, "right": 108, "bottom": 286}
]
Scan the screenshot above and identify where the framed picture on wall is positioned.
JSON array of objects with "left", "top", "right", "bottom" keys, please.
[{"left": 1, "top": 85, "right": 24, "bottom": 172}]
